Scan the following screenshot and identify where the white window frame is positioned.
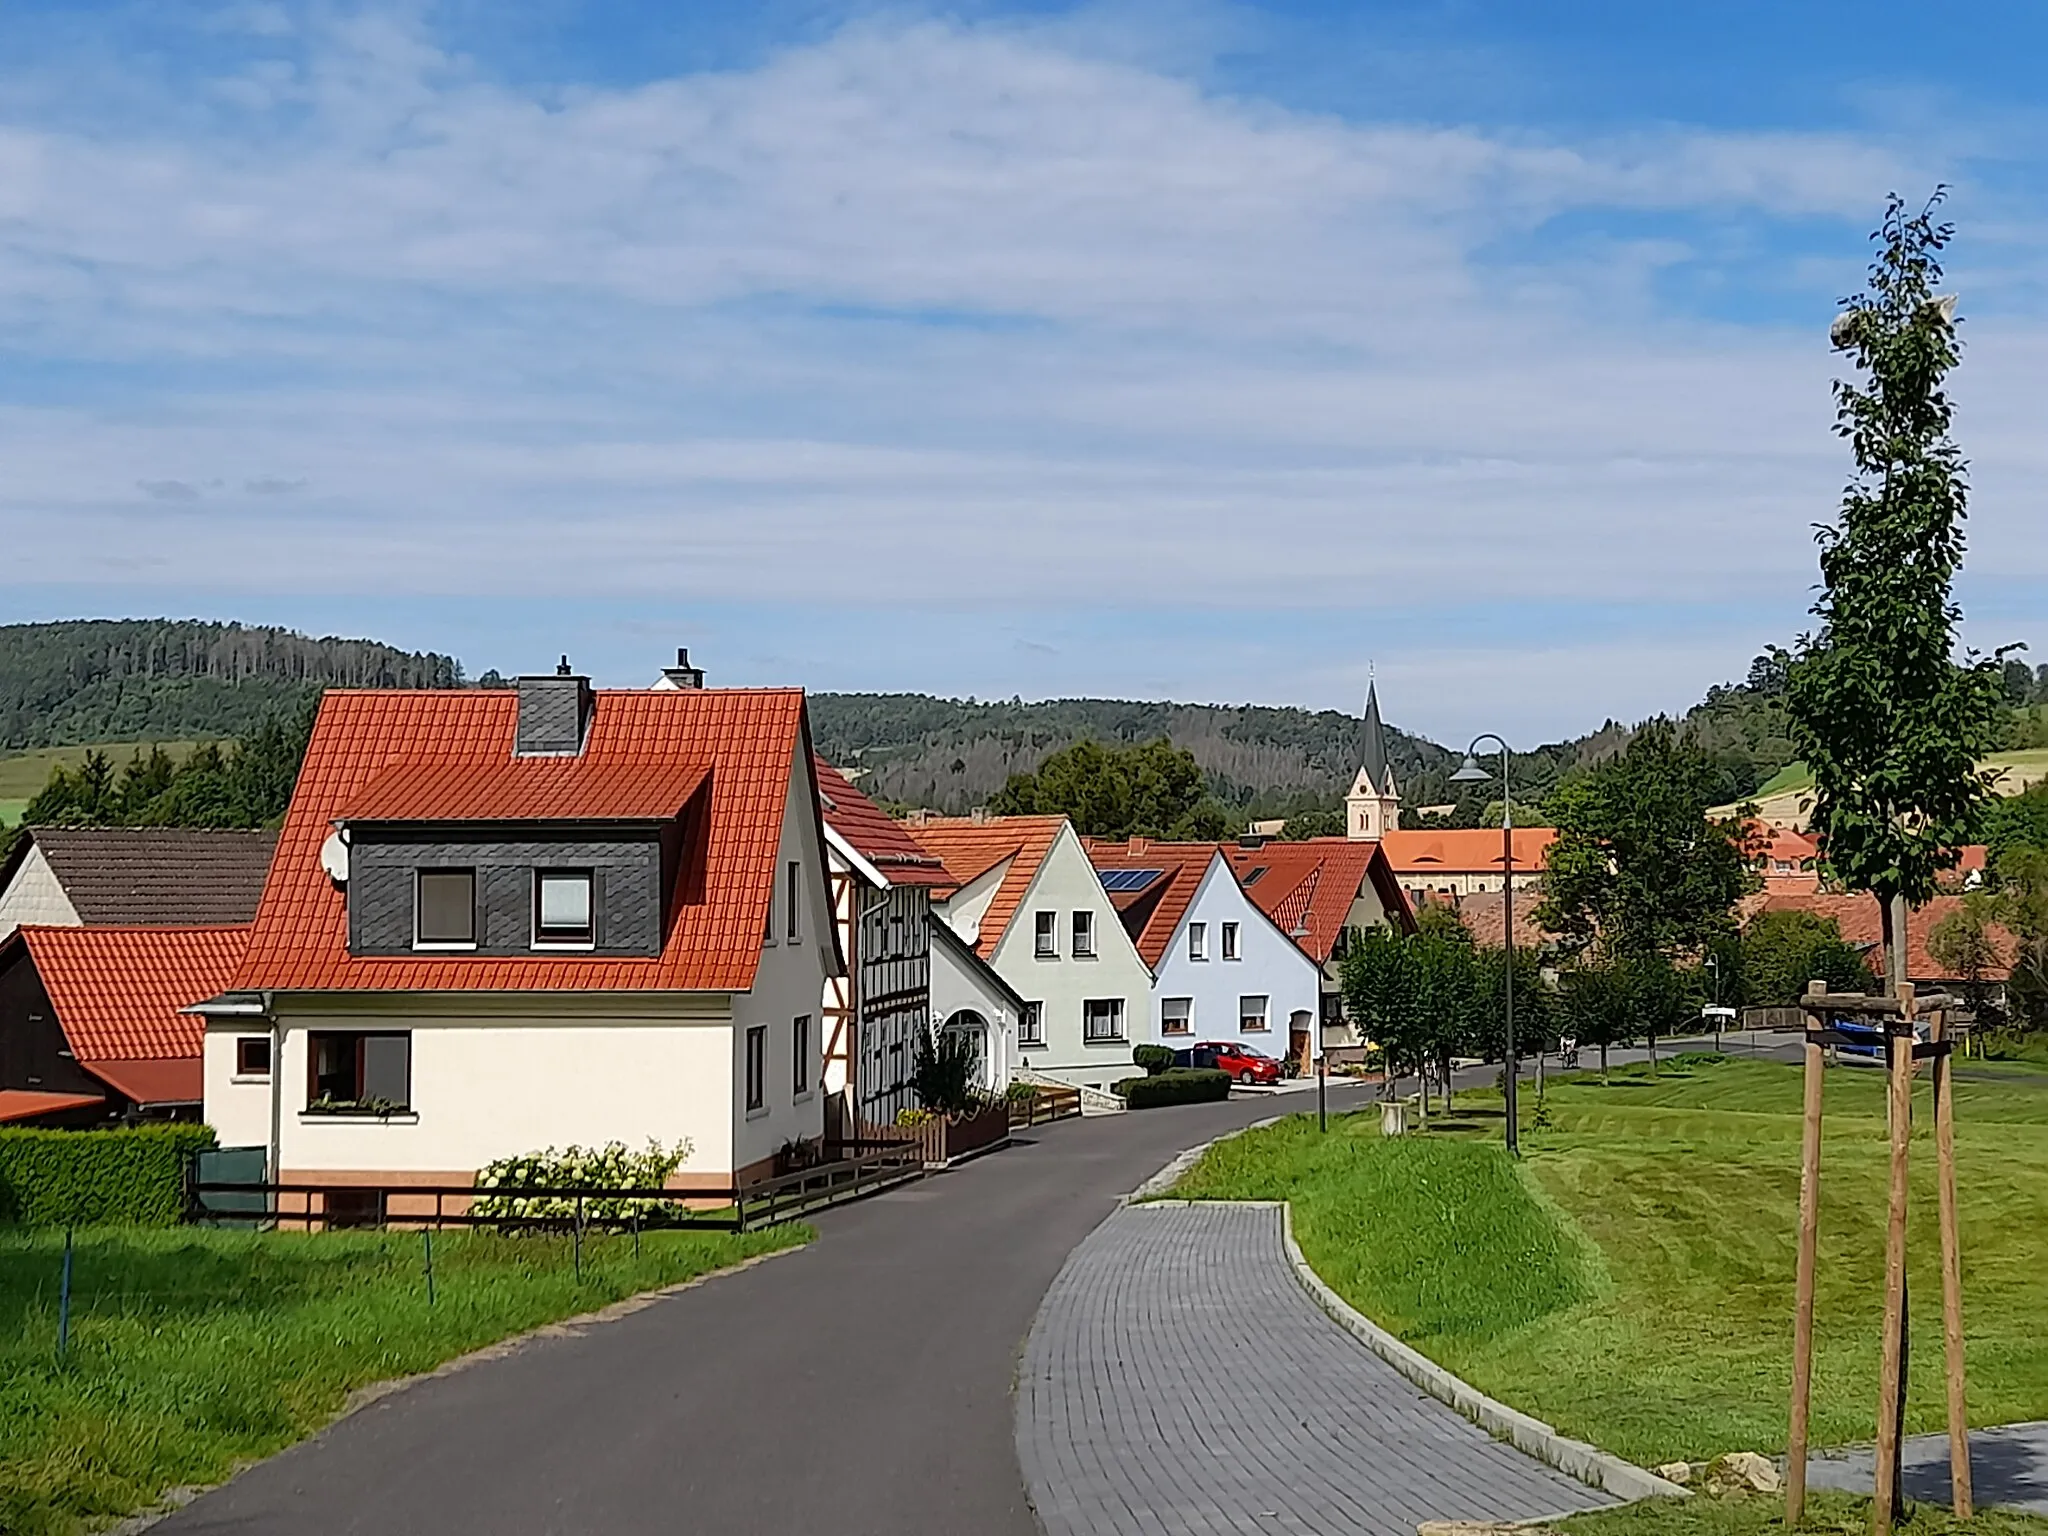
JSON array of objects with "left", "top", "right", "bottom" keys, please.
[
  {"left": 531, "top": 869, "right": 596, "bottom": 950},
  {"left": 1018, "top": 1001, "right": 1045, "bottom": 1047},
  {"left": 1083, "top": 997, "right": 1125, "bottom": 1043},
  {"left": 1071, "top": 910, "right": 1095, "bottom": 958},
  {"left": 1188, "top": 922, "right": 1207, "bottom": 961},
  {"left": 1160, "top": 997, "right": 1193, "bottom": 1036},
  {"left": 1239, "top": 994, "right": 1270, "bottom": 1032},
  {"left": 1034, "top": 910, "right": 1058, "bottom": 958},
  {"left": 1221, "top": 921, "right": 1241, "bottom": 961},
  {"left": 413, "top": 868, "right": 478, "bottom": 950}
]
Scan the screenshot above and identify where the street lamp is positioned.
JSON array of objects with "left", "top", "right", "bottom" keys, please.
[{"left": 1451, "top": 735, "right": 1518, "bottom": 1156}]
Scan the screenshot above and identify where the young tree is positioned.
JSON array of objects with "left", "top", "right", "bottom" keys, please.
[
  {"left": 1739, "top": 909, "right": 1879, "bottom": 1005},
  {"left": 1340, "top": 925, "right": 1426, "bottom": 1107},
  {"left": 1927, "top": 898, "right": 2007, "bottom": 1029},
  {"left": 1557, "top": 954, "right": 1633, "bottom": 1083},
  {"left": 1535, "top": 718, "right": 1756, "bottom": 963},
  {"left": 1787, "top": 191, "right": 2010, "bottom": 990}
]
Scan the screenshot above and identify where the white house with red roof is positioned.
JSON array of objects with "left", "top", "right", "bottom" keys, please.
[
  {"left": 813, "top": 757, "right": 1023, "bottom": 1126},
  {"left": 199, "top": 665, "right": 842, "bottom": 1197},
  {"left": 1087, "top": 839, "right": 1323, "bottom": 1074},
  {"left": 911, "top": 815, "right": 1154, "bottom": 1093}
]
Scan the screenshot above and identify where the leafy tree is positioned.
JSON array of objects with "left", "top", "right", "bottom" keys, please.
[
  {"left": 1990, "top": 848, "right": 2048, "bottom": 1035},
  {"left": 1556, "top": 955, "right": 1634, "bottom": 1082},
  {"left": 911, "top": 1025, "right": 984, "bottom": 1116},
  {"left": 1787, "top": 191, "right": 2010, "bottom": 989},
  {"left": 1279, "top": 807, "right": 1345, "bottom": 840},
  {"left": 1339, "top": 908, "right": 1487, "bottom": 1114},
  {"left": 1927, "top": 898, "right": 2007, "bottom": 1028},
  {"left": 1985, "top": 780, "right": 2048, "bottom": 864},
  {"left": 18, "top": 701, "right": 315, "bottom": 831},
  {"left": 988, "top": 737, "right": 1228, "bottom": 840},
  {"left": 1738, "top": 909, "right": 1879, "bottom": 1006},
  {"left": 1535, "top": 718, "right": 1756, "bottom": 963}
]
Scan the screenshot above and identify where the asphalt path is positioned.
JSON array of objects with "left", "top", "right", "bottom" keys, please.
[{"left": 160, "top": 1085, "right": 1370, "bottom": 1536}]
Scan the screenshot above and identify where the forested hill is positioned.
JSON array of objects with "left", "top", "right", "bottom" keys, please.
[
  {"left": 808, "top": 694, "right": 1465, "bottom": 817},
  {"left": 0, "top": 620, "right": 463, "bottom": 750}
]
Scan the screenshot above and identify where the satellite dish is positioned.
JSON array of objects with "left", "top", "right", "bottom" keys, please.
[{"left": 320, "top": 828, "right": 350, "bottom": 885}]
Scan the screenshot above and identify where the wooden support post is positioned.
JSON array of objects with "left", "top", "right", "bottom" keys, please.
[
  {"left": 1787, "top": 981, "right": 1829, "bottom": 1527},
  {"left": 1872, "top": 985, "right": 1915, "bottom": 1536},
  {"left": 1930, "top": 1007, "right": 1973, "bottom": 1518}
]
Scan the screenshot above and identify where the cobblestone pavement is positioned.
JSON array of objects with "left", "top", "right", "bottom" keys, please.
[
  {"left": 1017, "top": 1202, "right": 1615, "bottom": 1536},
  {"left": 1806, "top": 1423, "right": 2048, "bottom": 1517}
]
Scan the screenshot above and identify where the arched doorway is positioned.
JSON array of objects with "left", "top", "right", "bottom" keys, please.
[
  {"left": 941, "top": 1009, "right": 992, "bottom": 1091},
  {"left": 1289, "top": 1009, "right": 1315, "bottom": 1074}
]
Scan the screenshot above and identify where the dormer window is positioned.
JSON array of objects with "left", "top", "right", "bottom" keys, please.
[
  {"left": 534, "top": 870, "right": 595, "bottom": 946},
  {"left": 415, "top": 870, "right": 477, "bottom": 949}
]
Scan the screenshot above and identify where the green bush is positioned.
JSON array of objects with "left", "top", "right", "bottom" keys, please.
[
  {"left": 0, "top": 1124, "right": 215, "bottom": 1228},
  {"left": 1115, "top": 1068, "right": 1232, "bottom": 1109},
  {"left": 1131, "top": 1045, "right": 1176, "bottom": 1076},
  {"left": 470, "top": 1139, "right": 690, "bottom": 1223}
]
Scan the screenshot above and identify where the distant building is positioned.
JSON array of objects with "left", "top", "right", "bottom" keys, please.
[{"left": 0, "top": 826, "right": 277, "bottom": 942}]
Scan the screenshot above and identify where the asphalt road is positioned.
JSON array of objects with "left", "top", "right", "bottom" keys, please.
[{"left": 160, "top": 1086, "right": 1368, "bottom": 1536}]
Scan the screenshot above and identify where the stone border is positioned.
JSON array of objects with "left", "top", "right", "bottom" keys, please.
[
  {"left": 1133, "top": 1108, "right": 1688, "bottom": 1507},
  {"left": 1277, "top": 1204, "right": 1688, "bottom": 1505}
]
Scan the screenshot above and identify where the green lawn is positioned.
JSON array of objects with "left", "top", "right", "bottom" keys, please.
[
  {"left": 0, "top": 742, "right": 207, "bottom": 827},
  {"left": 0, "top": 1222, "right": 807, "bottom": 1535},
  {"left": 1175, "top": 1056, "right": 2048, "bottom": 1468},
  {"left": 1558, "top": 1489, "right": 2048, "bottom": 1536}
]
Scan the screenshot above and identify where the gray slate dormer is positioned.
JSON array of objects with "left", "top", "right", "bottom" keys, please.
[{"left": 516, "top": 659, "right": 594, "bottom": 757}]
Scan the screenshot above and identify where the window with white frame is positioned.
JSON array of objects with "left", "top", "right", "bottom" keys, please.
[
  {"left": 745, "top": 1025, "right": 767, "bottom": 1114},
  {"left": 1188, "top": 922, "right": 1207, "bottom": 961},
  {"left": 1161, "top": 997, "right": 1193, "bottom": 1035},
  {"left": 1221, "top": 921, "right": 1241, "bottom": 960},
  {"left": 1034, "top": 910, "right": 1058, "bottom": 957},
  {"left": 1083, "top": 997, "right": 1125, "bottom": 1042},
  {"left": 1018, "top": 1001, "right": 1045, "bottom": 1046},
  {"left": 1239, "top": 994, "right": 1270, "bottom": 1032},
  {"left": 533, "top": 870, "right": 594, "bottom": 946},
  {"left": 1071, "top": 910, "right": 1095, "bottom": 958}
]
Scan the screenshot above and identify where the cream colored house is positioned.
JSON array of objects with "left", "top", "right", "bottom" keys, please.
[
  {"left": 198, "top": 669, "right": 842, "bottom": 1198},
  {"left": 911, "top": 816, "right": 1154, "bottom": 1093}
]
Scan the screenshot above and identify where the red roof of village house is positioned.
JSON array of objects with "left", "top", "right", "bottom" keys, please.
[
  {"left": 813, "top": 759, "right": 954, "bottom": 888},
  {"left": 10, "top": 924, "right": 247, "bottom": 1105},
  {"left": 342, "top": 758, "right": 711, "bottom": 823},
  {"left": 234, "top": 687, "right": 808, "bottom": 994},
  {"left": 1753, "top": 892, "right": 2015, "bottom": 984},
  {"left": 0, "top": 1089, "right": 106, "bottom": 1124},
  {"left": 1380, "top": 827, "right": 1556, "bottom": 877},
  {"left": 1221, "top": 839, "right": 1416, "bottom": 962},
  {"left": 1749, "top": 821, "right": 1820, "bottom": 866},
  {"left": 906, "top": 816, "right": 1066, "bottom": 957},
  {"left": 1083, "top": 839, "right": 1219, "bottom": 967}
]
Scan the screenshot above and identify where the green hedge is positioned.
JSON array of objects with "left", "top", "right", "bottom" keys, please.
[
  {"left": 0, "top": 1124, "right": 215, "bottom": 1228},
  {"left": 1112, "top": 1068, "right": 1233, "bottom": 1109},
  {"left": 1131, "top": 1045, "right": 1176, "bottom": 1076}
]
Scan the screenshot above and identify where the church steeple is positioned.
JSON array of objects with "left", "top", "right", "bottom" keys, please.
[{"left": 1346, "top": 680, "right": 1401, "bottom": 840}]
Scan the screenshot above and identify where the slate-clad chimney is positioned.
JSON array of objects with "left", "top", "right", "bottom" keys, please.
[
  {"left": 515, "top": 656, "right": 594, "bottom": 756},
  {"left": 660, "top": 647, "right": 705, "bottom": 690}
]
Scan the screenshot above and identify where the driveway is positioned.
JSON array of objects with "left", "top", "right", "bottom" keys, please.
[{"left": 161, "top": 1088, "right": 1369, "bottom": 1536}]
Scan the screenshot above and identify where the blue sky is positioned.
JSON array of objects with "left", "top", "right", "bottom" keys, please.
[{"left": 2, "top": 1, "right": 2044, "bottom": 747}]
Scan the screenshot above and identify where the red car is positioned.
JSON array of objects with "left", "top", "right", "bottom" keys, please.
[{"left": 1176, "top": 1041, "right": 1282, "bottom": 1085}]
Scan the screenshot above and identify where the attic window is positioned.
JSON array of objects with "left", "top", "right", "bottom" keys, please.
[
  {"left": 534, "top": 871, "right": 595, "bottom": 946},
  {"left": 1242, "top": 866, "right": 1268, "bottom": 886},
  {"left": 415, "top": 870, "right": 476, "bottom": 948}
]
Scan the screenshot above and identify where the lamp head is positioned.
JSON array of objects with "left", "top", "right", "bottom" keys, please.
[{"left": 1449, "top": 753, "right": 1489, "bottom": 784}]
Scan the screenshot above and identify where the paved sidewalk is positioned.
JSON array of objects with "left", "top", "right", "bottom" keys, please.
[
  {"left": 1806, "top": 1423, "right": 2048, "bottom": 1517},
  {"left": 1017, "top": 1203, "right": 1614, "bottom": 1536}
]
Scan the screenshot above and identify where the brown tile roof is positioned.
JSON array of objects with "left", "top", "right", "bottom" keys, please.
[
  {"left": 1753, "top": 892, "right": 2015, "bottom": 984},
  {"left": 13, "top": 924, "right": 246, "bottom": 1105},
  {"left": 1447, "top": 890, "right": 1551, "bottom": 950},
  {"left": 814, "top": 759, "right": 953, "bottom": 888},
  {"left": 1381, "top": 827, "right": 1556, "bottom": 875},
  {"left": 1083, "top": 839, "right": 1218, "bottom": 966},
  {"left": 17, "top": 827, "right": 278, "bottom": 925},
  {"left": 1222, "top": 838, "right": 1417, "bottom": 962},
  {"left": 906, "top": 816, "right": 1066, "bottom": 957},
  {"left": 235, "top": 687, "right": 807, "bottom": 994},
  {"left": 0, "top": 1088, "right": 105, "bottom": 1124}
]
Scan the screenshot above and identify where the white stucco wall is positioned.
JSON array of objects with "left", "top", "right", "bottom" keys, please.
[
  {"left": 928, "top": 932, "right": 1017, "bottom": 1091},
  {"left": 0, "top": 846, "right": 82, "bottom": 941},
  {"left": 971, "top": 823, "right": 1154, "bottom": 1092},
  {"left": 1151, "top": 854, "right": 1321, "bottom": 1067},
  {"left": 730, "top": 737, "right": 837, "bottom": 1175},
  {"left": 202, "top": 993, "right": 741, "bottom": 1181}
]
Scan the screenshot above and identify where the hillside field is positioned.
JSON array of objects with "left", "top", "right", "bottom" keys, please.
[{"left": 0, "top": 743, "right": 203, "bottom": 828}]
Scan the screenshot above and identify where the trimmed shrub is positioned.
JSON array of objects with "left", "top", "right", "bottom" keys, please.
[
  {"left": 1115, "top": 1068, "right": 1233, "bottom": 1109},
  {"left": 0, "top": 1124, "right": 216, "bottom": 1228},
  {"left": 1131, "top": 1045, "right": 1176, "bottom": 1076},
  {"left": 470, "top": 1139, "right": 691, "bottom": 1223}
]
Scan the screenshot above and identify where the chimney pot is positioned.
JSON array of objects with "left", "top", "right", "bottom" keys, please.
[
  {"left": 556, "top": 655, "right": 572, "bottom": 676},
  {"left": 658, "top": 646, "right": 707, "bottom": 690}
]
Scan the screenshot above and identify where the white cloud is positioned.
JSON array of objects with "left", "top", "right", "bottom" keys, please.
[{"left": 0, "top": 8, "right": 2040, "bottom": 735}]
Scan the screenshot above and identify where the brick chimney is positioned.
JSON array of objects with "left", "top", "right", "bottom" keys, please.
[{"left": 515, "top": 656, "right": 594, "bottom": 756}]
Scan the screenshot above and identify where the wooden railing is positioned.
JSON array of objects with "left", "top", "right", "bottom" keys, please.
[
  {"left": 734, "top": 1143, "right": 926, "bottom": 1228},
  {"left": 1008, "top": 1083, "right": 1081, "bottom": 1129}
]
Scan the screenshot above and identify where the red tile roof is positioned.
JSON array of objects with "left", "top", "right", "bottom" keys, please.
[
  {"left": 1222, "top": 839, "right": 1417, "bottom": 962},
  {"left": 1447, "top": 890, "right": 1551, "bottom": 950},
  {"left": 13, "top": 925, "right": 245, "bottom": 1104},
  {"left": 906, "top": 816, "right": 1066, "bottom": 956},
  {"left": 0, "top": 1089, "right": 105, "bottom": 1124},
  {"left": 235, "top": 688, "right": 806, "bottom": 993},
  {"left": 342, "top": 759, "right": 710, "bottom": 823},
  {"left": 1753, "top": 892, "right": 2015, "bottom": 984},
  {"left": 814, "top": 759, "right": 954, "bottom": 888},
  {"left": 1381, "top": 827, "right": 1556, "bottom": 876},
  {"left": 1083, "top": 840, "right": 1219, "bottom": 967}
]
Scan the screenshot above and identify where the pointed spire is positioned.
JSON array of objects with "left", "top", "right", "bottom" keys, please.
[{"left": 1361, "top": 681, "right": 1391, "bottom": 794}]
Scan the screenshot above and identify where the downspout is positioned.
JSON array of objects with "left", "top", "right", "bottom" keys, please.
[{"left": 265, "top": 991, "right": 282, "bottom": 1214}]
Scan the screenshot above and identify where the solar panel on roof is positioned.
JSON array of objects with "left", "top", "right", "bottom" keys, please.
[{"left": 1098, "top": 868, "right": 1164, "bottom": 893}]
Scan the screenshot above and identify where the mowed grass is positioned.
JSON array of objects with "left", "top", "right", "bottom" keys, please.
[
  {"left": 0, "top": 1222, "right": 807, "bottom": 1535},
  {"left": 1177, "top": 1056, "right": 2048, "bottom": 1467},
  {"left": 1559, "top": 1489, "right": 2048, "bottom": 1536}
]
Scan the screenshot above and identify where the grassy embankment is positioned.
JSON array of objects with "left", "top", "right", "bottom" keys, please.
[
  {"left": 1730, "top": 748, "right": 2048, "bottom": 828},
  {"left": 1174, "top": 1056, "right": 2048, "bottom": 1468},
  {"left": 0, "top": 1222, "right": 806, "bottom": 1535},
  {"left": 1558, "top": 1489, "right": 2048, "bottom": 1536}
]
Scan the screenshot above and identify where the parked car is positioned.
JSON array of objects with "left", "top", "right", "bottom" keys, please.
[{"left": 1173, "top": 1042, "right": 1282, "bottom": 1085}]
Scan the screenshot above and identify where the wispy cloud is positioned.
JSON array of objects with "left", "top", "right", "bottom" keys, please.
[{"left": 0, "top": 6, "right": 2040, "bottom": 734}]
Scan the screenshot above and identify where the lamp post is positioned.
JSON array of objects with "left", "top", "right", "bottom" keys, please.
[{"left": 1451, "top": 735, "right": 1517, "bottom": 1156}]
